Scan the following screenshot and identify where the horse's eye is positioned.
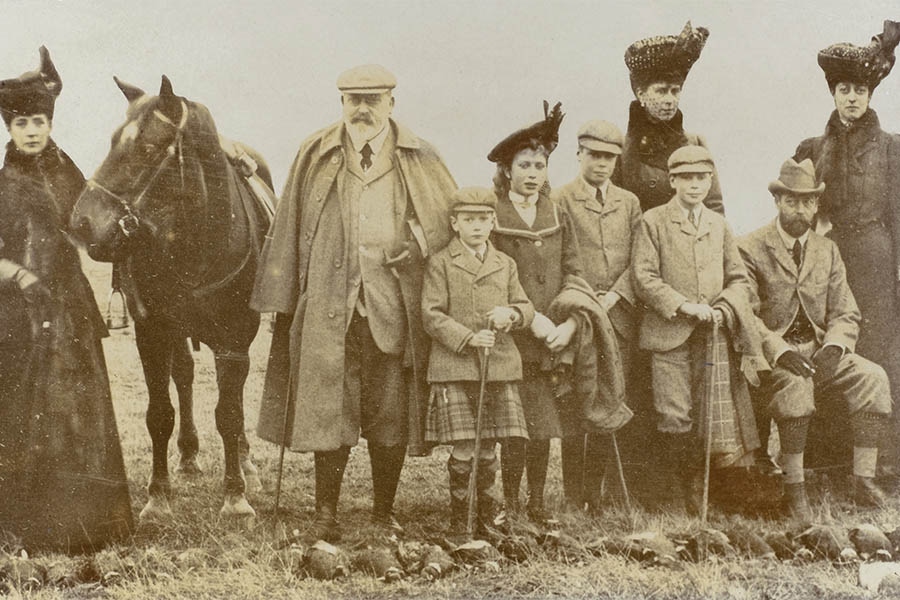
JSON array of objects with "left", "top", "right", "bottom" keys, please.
[{"left": 144, "top": 144, "right": 157, "bottom": 154}]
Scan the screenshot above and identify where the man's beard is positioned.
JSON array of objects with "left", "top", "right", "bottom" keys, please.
[
  {"left": 780, "top": 216, "right": 812, "bottom": 238},
  {"left": 347, "top": 116, "right": 381, "bottom": 139}
]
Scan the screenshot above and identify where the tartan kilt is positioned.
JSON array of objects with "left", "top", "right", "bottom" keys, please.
[{"left": 425, "top": 381, "right": 529, "bottom": 444}]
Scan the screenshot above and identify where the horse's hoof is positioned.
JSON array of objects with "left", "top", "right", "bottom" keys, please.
[
  {"left": 139, "top": 495, "right": 174, "bottom": 523},
  {"left": 241, "top": 459, "right": 263, "bottom": 493},
  {"left": 176, "top": 457, "right": 203, "bottom": 477},
  {"left": 220, "top": 494, "right": 256, "bottom": 520}
]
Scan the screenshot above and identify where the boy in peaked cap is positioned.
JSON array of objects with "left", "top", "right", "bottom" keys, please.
[
  {"left": 551, "top": 120, "right": 642, "bottom": 512},
  {"left": 632, "top": 145, "right": 761, "bottom": 515},
  {"left": 421, "top": 187, "right": 534, "bottom": 543}
]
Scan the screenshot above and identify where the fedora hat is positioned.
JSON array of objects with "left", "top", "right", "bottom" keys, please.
[{"left": 768, "top": 158, "right": 825, "bottom": 196}]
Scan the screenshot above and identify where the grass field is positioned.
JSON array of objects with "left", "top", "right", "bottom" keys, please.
[{"left": 5, "top": 253, "right": 900, "bottom": 599}]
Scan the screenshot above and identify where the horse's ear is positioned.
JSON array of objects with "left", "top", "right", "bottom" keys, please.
[
  {"left": 160, "top": 75, "right": 175, "bottom": 98},
  {"left": 157, "top": 75, "right": 182, "bottom": 123},
  {"left": 114, "top": 76, "right": 145, "bottom": 103}
]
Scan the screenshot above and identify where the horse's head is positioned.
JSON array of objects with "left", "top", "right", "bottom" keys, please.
[{"left": 71, "top": 75, "right": 212, "bottom": 262}]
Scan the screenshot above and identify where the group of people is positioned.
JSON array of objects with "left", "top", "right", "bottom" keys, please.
[
  {"left": 2, "top": 18, "right": 900, "bottom": 554},
  {"left": 253, "top": 18, "right": 900, "bottom": 545}
]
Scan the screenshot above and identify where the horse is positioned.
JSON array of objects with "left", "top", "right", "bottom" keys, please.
[{"left": 70, "top": 75, "right": 275, "bottom": 522}]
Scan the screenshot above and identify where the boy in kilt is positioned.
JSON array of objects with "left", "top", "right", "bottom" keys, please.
[{"left": 421, "top": 187, "right": 534, "bottom": 542}]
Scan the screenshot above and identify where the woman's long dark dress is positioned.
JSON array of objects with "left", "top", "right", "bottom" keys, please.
[
  {"left": 0, "top": 144, "right": 132, "bottom": 552},
  {"left": 795, "top": 108, "right": 900, "bottom": 472}
]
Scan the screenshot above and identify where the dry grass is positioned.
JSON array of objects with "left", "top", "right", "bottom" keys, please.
[{"left": 4, "top": 254, "right": 898, "bottom": 599}]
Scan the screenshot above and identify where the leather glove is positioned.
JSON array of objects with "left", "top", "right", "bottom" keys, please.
[
  {"left": 776, "top": 349, "right": 815, "bottom": 378},
  {"left": 812, "top": 345, "right": 842, "bottom": 381}
]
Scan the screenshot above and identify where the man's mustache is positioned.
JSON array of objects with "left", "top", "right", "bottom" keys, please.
[{"left": 351, "top": 114, "right": 375, "bottom": 124}]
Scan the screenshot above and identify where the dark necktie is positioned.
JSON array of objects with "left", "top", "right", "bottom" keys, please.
[
  {"left": 360, "top": 143, "right": 373, "bottom": 171},
  {"left": 792, "top": 239, "right": 802, "bottom": 268},
  {"left": 596, "top": 187, "right": 604, "bottom": 207}
]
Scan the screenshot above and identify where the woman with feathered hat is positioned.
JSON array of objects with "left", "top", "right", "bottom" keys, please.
[
  {"left": 793, "top": 20, "right": 900, "bottom": 480},
  {"left": 613, "top": 21, "right": 723, "bottom": 215},
  {"left": 486, "top": 102, "right": 588, "bottom": 524},
  {"left": 0, "top": 47, "right": 132, "bottom": 552}
]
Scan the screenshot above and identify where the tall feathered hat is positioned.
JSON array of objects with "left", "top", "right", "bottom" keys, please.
[
  {"left": 624, "top": 21, "right": 709, "bottom": 91},
  {"left": 0, "top": 46, "right": 62, "bottom": 126},
  {"left": 817, "top": 20, "right": 900, "bottom": 91},
  {"left": 487, "top": 100, "right": 565, "bottom": 165}
]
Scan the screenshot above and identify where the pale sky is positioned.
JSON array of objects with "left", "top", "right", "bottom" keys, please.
[{"left": 2, "top": 0, "right": 898, "bottom": 235}]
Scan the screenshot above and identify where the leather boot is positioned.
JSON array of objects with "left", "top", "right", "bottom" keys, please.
[
  {"left": 677, "top": 434, "right": 704, "bottom": 517},
  {"left": 656, "top": 432, "right": 686, "bottom": 512},
  {"left": 312, "top": 447, "right": 350, "bottom": 543},
  {"left": 560, "top": 435, "right": 586, "bottom": 511},
  {"left": 854, "top": 476, "right": 887, "bottom": 509},
  {"left": 369, "top": 443, "right": 406, "bottom": 535},
  {"left": 583, "top": 433, "right": 609, "bottom": 513},
  {"left": 782, "top": 481, "right": 812, "bottom": 521},
  {"left": 476, "top": 455, "right": 503, "bottom": 537},
  {"left": 501, "top": 438, "right": 526, "bottom": 517},
  {"left": 446, "top": 456, "right": 471, "bottom": 545},
  {"left": 525, "top": 439, "right": 551, "bottom": 524}
]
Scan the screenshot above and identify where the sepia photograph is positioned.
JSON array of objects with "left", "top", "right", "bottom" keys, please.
[{"left": 2, "top": 1, "right": 900, "bottom": 597}]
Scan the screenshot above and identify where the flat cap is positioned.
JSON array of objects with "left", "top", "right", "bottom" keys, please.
[
  {"left": 577, "top": 120, "right": 623, "bottom": 155},
  {"left": 667, "top": 145, "right": 714, "bottom": 174},
  {"left": 450, "top": 187, "right": 497, "bottom": 213},
  {"left": 337, "top": 64, "right": 397, "bottom": 93}
]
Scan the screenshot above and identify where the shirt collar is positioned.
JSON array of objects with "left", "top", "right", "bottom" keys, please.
[
  {"left": 580, "top": 176, "right": 610, "bottom": 201},
  {"left": 345, "top": 121, "right": 390, "bottom": 156},
  {"left": 775, "top": 218, "right": 810, "bottom": 248},
  {"left": 459, "top": 239, "right": 488, "bottom": 257},
  {"left": 679, "top": 202, "right": 703, "bottom": 223},
  {"left": 509, "top": 190, "right": 539, "bottom": 207}
]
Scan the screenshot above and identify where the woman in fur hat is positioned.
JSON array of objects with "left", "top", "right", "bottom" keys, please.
[
  {"left": 487, "top": 102, "right": 587, "bottom": 524},
  {"left": 613, "top": 21, "right": 723, "bottom": 215},
  {"left": 0, "top": 48, "right": 132, "bottom": 552},
  {"left": 793, "top": 20, "right": 900, "bottom": 477}
]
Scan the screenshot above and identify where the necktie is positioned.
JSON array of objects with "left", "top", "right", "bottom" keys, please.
[
  {"left": 360, "top": 143, "right": 373, "bottom": 171},
  {"left": 596, "top": 187, "right": 605, "bottom": 206},
  {"left": 792, "top": 239, "right": 802, "bottom": 268},
  {"left": 688, "top": 210, "right": 698, "bottom": 229},
  {"left": 475, "top": 249, "right": 485, "bottom": 263}
]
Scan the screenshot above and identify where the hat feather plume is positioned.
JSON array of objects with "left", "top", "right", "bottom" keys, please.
[{"left": 543, "top": 100, "right": 564, "bottom": 147}]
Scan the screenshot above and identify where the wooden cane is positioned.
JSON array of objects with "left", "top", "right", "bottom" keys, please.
[
  {"left": 273, "top": 318, "right": 292, "bottom": 531},
  {"left": 466, "top": 345, "right": 491, "bottom": 541},
  {"left": 700, "top": 322, "right": 718, "bottom": 526}
]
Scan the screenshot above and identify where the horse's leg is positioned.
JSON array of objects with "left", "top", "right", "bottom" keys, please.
[
  {"left": 135, "top": 318, "right": 176, "bottom": 522},
  {"left": 238, "top": 430, "right": 262, "bottom": 493},
  {"left": 214, "top": 349, "right": 255, "bottom": 518},
  {"left": 172, "top": 338, "right": 201, "bottom": 475}
]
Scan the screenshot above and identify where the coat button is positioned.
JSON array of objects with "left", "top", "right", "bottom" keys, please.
[
  {"left": 538, "top": 274, "right": 546, "bottom": 284},
  {"left": 648, "top": 178, "right": 657, "bottom": 188},
  {"left": 316, "top": 193, "right": 323, "bottom": 203},
  {"left": 331, "top": 155, "right": 339, "bottom": 164},
  {"left": 534, "top": 240, "right": 543, "bottom": 247},
  {"left": 327, "top": 311, "right": 336, "bottom": 318},
  {"left": 333, "top": 260, "right": 342, "bottom": 268},
  {"left": 699, "top": 295, "right": 706, "bottom": 302}
]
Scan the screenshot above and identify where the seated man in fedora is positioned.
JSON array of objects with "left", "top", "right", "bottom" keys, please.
[{"left": 738, "top": 158, "right": 892, "bottom": 520}]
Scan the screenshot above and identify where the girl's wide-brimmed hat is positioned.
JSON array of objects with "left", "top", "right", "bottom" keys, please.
[
  {"left": 768, "top": 158, "right": 826, "bottom": 196},
  {"left": 818, "top": 20, "right": 900, "bottom": 91},
  {"left": 624, "top": 21, "right": 709, "bottom": 89},
  {"left": 487, "top": 101, "right": 564, "bottom": 165},
  {"left": 0, "top": 46, "right": 62, "bottom": 126}
]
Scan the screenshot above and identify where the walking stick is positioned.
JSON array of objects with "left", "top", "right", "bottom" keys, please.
[
  {"left": 272, "top": 319, "right": 292, "bottom": 531},
  {"left": 700, "top": 321, "right": 719, "bottom": 526},
  {"left": 466, "top": 344, "right": 491, "bottom": 541}
]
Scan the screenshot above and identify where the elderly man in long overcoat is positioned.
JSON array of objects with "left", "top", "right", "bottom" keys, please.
[{"left": 250, "top": 65, "right": 456, "bottom": 542}]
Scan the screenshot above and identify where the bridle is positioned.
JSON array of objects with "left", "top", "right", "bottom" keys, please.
[{"left": 85, "top": 100, "right": 189, "bottom": 237}]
